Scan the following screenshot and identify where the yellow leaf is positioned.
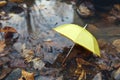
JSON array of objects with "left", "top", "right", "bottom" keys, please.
[{"left": 19, "top": 70, "right": 34, "bottom": 80}]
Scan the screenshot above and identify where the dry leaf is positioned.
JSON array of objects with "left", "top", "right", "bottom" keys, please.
[
  {"left": 0, "top": 41, "right": 6, "bottom": 52},
  {"left": 19, "top": 70, "right": 34, "bottom": 80}
]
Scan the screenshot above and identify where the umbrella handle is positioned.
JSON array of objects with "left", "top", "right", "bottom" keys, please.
[{"left": 62, "top": 44, "right": 75, "bottom": 65}]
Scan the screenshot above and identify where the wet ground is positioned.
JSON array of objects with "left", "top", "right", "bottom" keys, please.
[{"left": 0, "top": 0, "right": 120, "bottom": 80}]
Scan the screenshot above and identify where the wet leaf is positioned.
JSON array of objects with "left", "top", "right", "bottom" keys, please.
[
  {"left": 8, "top": 0, "right": 24, "bottom": 3},
  {"left": 21, "top": 49, "right": 34, "bottom": 63},
  {"left": 76, "top": 58, "right": 93, "bottom": 66},
  {"left": 0, "top": 41, "right": 6, "bottom": 53},
  {"left": 4, "top": 32, "right": 19, "bottom": 45},
  {"left": 19, "top": 70, "right": 34, "bottom": 80},
  {"left": 78, "top": 70, "right": 86, "bottom": 80},
  {"left": 32, "top": 58, "right": 45, "bottom": 70},
  {"left": 0, "top": 26, "right": 17, "bottom": 33},
  {"left": 0, "top": 26, "right": 19, "bottom": 45},
  {"left": 0, "top": 1, "right": 7, "bottom": 7}
]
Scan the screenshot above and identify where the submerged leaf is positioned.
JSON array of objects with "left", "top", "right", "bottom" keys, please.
[{"left": 19, "top": 70, "right": 34, "bottom": 80}]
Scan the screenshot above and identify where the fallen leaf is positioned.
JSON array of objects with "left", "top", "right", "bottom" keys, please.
[
  {"left": 32, "top": 58, "right": 45, "bottom": 70},
  {"left": 76, "top": 58, "right": 93, "bottom": 66},
  {"left": 0, "top": 26, "right": 17, "bottom": 33},
  {"left": 0, "top": 26, "right": 19, "bottom": 45},
  {"left": 4, "top": 32, "right": 19, "bottom": 45},
  {"left": 19, "top": 70, "right": 34, "bottom": 80},
  {"left": 8, "top": 0, "right": 24, "bottom": 3},
  {"left": 0, "top": 41, "right": 6, "bottom": 52},
  {"left": 78, "top": 70, "right": 86, "bottom": 80},
  {"left": 0, "top": 1, "right": 7, "bottom": 7},
  {"left": 22, "top": 49, "right": 34, "bottom": 63}
]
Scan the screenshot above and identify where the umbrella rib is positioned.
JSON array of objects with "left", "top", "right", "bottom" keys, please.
[{"left": 75, "top": 24, "right": 88, "bottom": 40}]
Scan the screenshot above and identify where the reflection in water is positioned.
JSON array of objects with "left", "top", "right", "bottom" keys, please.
[
  {"left": 1, "top": 0, "right": 120, "bottom": 46},
  {"left": 29, "top": 0, "right": 74, "bottom": 31},
  {"left": 1, "top": 0, "right": 74, "bottom": 44},
  {"left": 0, "top": 0, "right": 74, "bottom": 63}
]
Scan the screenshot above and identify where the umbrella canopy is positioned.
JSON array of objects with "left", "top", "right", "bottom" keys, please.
[{"left": 53, "top": 24, "right": 100, "bottom": 56}]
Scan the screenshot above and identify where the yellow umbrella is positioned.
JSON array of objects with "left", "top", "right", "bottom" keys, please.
[{"left": 53, "top": 24, "right": 100, "bottom": 64}]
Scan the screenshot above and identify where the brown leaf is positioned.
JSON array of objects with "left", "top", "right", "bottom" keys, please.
[
  {"left": 78, "top": 70, "right": 86, "bottom": 80},
  {"left": 22, "top": 49, "right": 34, "bottom": 63},
  {"left": 19, "top": 70, "right": 34, "bottom": 80},
  {"left": 0, "top": 27, "right": 19, "bottom": 45},
  {"left": 0, "top": 26, "right": 17, "bottom": 33},
  {"left": 0, "top": 41, "right": 6, "bottom": 53},
  {"left": 0, "top": 1, "right": 7, "bottom": 7},
  {"left": 8, "top": 0, "right": 23, "bottom": 3},
  {"left": 76, "top": 58, "right": 93, "bottom": 66}
]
